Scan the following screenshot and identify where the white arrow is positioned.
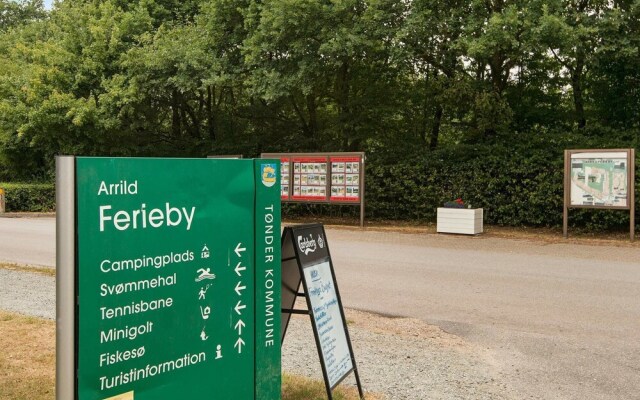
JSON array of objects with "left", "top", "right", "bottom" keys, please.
[
  {"left": 235, "top": 281, "right": 246, "bottom": 296},
  {"left": 234, "top": 337, "right": 245, "bottom": 354},
  {"left": 234, "top": 319, "right": 245, "bottom": 335},
  {"left": 234, "top": 262, "right": 246, "bottom": 277},
  {"left": 234, "top": 243, "right": 246, "bottom": 257},
  {"left": 234, "top": 300, "right": 246, "bottom": 316}
]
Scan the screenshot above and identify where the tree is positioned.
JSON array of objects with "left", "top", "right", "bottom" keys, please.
[
  {"left": 536, "top": 0, "right": 611, "bottom": 129},
  {"left": 0, "top": 0, "right": 45, "bottom": 31},
  {"left": 590, "top": 1, "right": 640, "bottom": 128},
  {"left": 464, "top": 0, "right": 535, "bottom": 136},
  {"left": 400, "top": 0, "right": 471, "bottom": 148},
  {"left": 243, "top": 0, "right": 404, "bottom": 151}
]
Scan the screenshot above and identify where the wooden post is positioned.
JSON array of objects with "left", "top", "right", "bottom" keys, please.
[
  {"left": 630, "top": 149, "right": 635, "bottom": 242},
  {"left": 563, "top": 150, "right": 569, "bottom": 238},
  {"left": 360, "top": 156, "right": 365, "bottom": 229}
]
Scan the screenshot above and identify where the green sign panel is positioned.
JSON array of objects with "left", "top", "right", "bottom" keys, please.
[{"left": 74, "top": 157, "right": 280, "bottom": 400}]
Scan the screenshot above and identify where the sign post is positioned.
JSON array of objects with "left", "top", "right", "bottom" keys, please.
[
  {"left": 564, "top": 149, "right": 635, "bottom": 241},
  {"left": 280, "top": 224, "right": 364, "bottom": 400},
  {"left": 56, "top": 157, "right": 281, "bottom": 400}
]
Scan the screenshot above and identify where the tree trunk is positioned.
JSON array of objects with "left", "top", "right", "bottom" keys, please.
[
  {"left": 306, "top": 94, "right": 318, "bottom": 140},
  {"left": 290, "top": 96, "right": 311, "bottom": 140},
  {"left": 572, "top": 49, "right": 587, "bottom": 129},
  {"left": 207, "top": 86, "right": 215, "bottom": 141},
  {"left": 430, "top": 104, "right": 443, "bottom": 150},
  {"left": 171, "top": 90, "right": 181, "bottom": 138},
  {"left": 182, "top": 102, "right": 200, "bottom": 139},
  {"left": 420, "top": 68, "right": 430, "bottom": 146},
  {"left": 336, "top": 59, "right": 351, "bottom": 149}
]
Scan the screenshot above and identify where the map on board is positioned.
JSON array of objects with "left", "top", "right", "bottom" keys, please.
[{"left": 570, "top": 152, "right": 629, "bottom": 207}]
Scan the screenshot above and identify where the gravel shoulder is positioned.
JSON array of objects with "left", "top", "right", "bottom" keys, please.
[
  {"left": 0, "top": 267, "right": 517, "bottom": 399},
  {"left": 0, "top": 269, "right": 55, "bottom": 320},
  {"left": 283, "top": 306, "right": 518, "bottom": 400}
]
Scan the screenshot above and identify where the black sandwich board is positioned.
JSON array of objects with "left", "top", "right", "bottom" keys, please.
[{"left": 280, "top": 224, "right": 364, "bottom": 400}]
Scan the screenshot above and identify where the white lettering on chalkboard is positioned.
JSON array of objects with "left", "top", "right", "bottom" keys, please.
[
  {"left": 303, "top": 261, "right": 353, "bottom": 387},
  {"left": 297, "top": 234, "right": 317, "bottom": 255}
]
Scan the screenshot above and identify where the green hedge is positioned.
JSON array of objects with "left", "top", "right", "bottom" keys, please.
[
  {"left": 0, "top": 183, "right": 55, "bottom": 212},
  {"left": 363, "top": 137, "right": 639, "bottom": 230},
  {"left": 284, "top": 131, "right": 639, "bottom": 230},
  {"left": 3, "top": 129, "right": 638, "bottom": 230},
  {"left": 365, "top": 144, "right": 565, "bottom": 226}
]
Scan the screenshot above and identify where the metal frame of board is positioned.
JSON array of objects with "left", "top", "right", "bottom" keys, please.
[
  {"left": 280, "top": 224, "right": 364, "bottom": 400},
  {"left": 563, "top": 149, "right": 635, "bottom": 241},
  {"left": 261, "top": 152, "right": 366, "bottom": 228}
]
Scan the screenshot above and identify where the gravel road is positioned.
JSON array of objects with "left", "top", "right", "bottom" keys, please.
[
  {"left": 0, "top": 216, "right": 55, "bottom": 266},
  {"left": 3, "top": 217, "right": 640, "bottom": 399}
]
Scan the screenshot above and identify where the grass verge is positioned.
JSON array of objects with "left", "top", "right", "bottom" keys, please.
[
  {"left": 0, "top": 311, "right": 56, "bottom": 400},
  {"left": 0, "top": 310, "right": 379, "bottom": 400},
  {"left": 283, "top": 373, "right": 380, "bottom": 400},
  {"left": 0, "top": 263, "right": 55, "bottom": 277}
]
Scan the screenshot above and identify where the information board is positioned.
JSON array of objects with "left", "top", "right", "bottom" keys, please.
[
  {"left": 569, "top": 151, "right": 630, "bottom": 207},
  {"left": 280, "top": 157, "right": 290, "bottom": 201},
  {"left": 261, "top": 153, "right": 365, "bottom": 227},
  {"left": 280, "top": 224, "right": 363, "bottom": 400},
  {"left": 563, "top": 149, "right": 635, "bottom": 241},
  {"left": 330, "top": 156, "right": 360, "bottom": 202},
  {"left": 292, "top": 156, "right": 328, "bottom": 201},
  {"left": 56, "top": 157, "right": 281, "bottom": 400}
]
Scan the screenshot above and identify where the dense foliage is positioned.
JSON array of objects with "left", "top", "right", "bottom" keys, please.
[
  {"left": 1, "top": 0, "right": 638, "bottom": 227},
  {"left": 364, "top": 131, "right": 639, "bottom": 228},
  {"left": 0, "top": 182, "right": 55, "bottom": 212}
]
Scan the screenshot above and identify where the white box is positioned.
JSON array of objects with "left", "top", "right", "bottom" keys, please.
[{"left": 437, "top": 208, "right": 483, "bottom": 235}]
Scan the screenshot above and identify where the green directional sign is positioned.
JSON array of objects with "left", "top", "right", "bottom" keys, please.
[{"left": 67, "top": 157, "right": 280, "bottom": 400}]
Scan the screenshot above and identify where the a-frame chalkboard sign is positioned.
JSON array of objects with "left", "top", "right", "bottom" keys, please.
[{"left": 281, "top": 224, "right": 364, "bottom": 400}]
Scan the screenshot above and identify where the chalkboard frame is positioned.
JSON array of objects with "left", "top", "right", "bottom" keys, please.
[{"left": 280, "top": 224, "right": 364, "bottom": 400}]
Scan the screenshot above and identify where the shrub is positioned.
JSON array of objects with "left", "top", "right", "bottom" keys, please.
[
  {"left": 364, "top": 142, "right": 638, "bottom": 230},
  {"left": 0, "top": 183, "right": 55, "bottom": 212},
  {"left": 284, "top": 130, "right": 639, "bottom": 231}
]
